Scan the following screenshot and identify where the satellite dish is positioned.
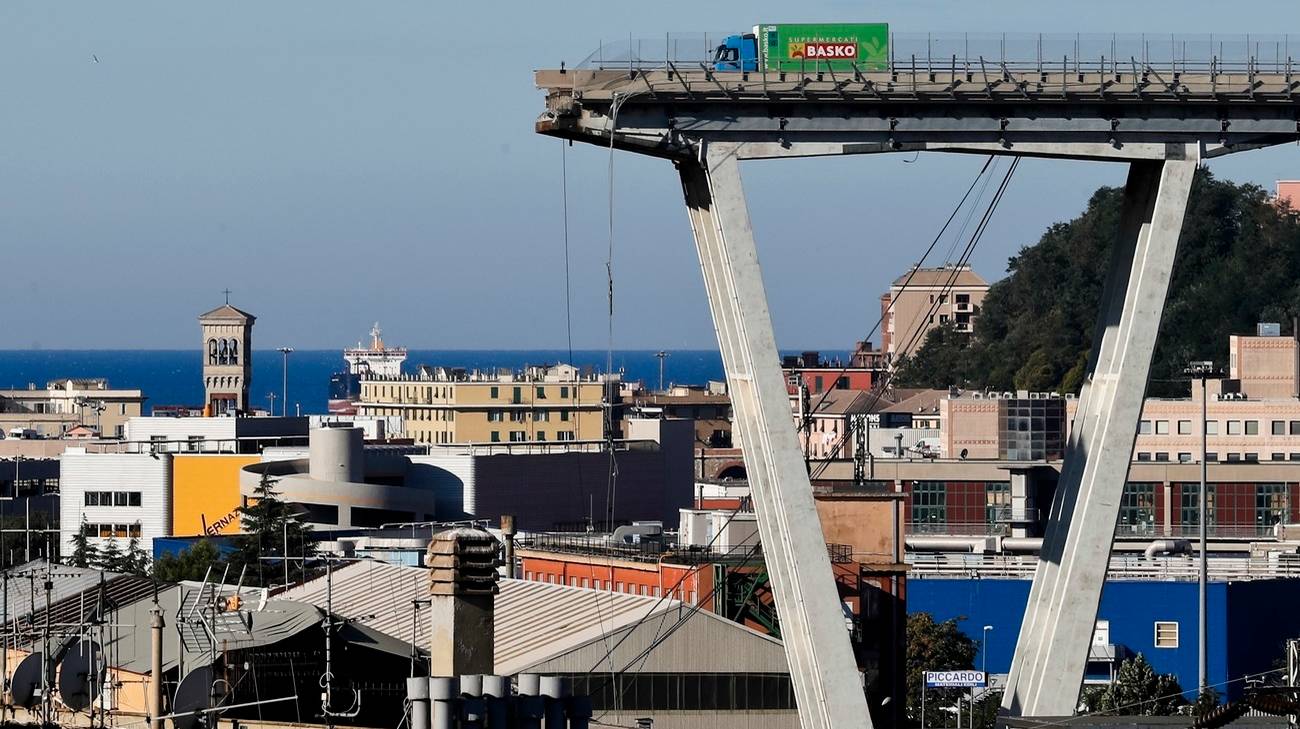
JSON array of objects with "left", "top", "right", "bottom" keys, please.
[
  {"left": 58, "top": 639, "right": 105, "bottom": 711},
  {"left": 12, "top": 652, "right": 53, "bottom": 709},
  {"left": 172, "top": 665, "right": 229, "bottom": 729}
]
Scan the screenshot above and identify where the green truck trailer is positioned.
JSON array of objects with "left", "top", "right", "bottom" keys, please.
[{"left": 712, "top": 23, "right": 890, "bottom": 73}]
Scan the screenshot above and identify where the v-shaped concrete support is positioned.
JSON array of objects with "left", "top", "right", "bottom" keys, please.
[
  {"left": 1003, "top": 149, "right": 1200, "bottom": 716},
  {"left": 678, "top": 142, "right": 873, "bottom": 729}
]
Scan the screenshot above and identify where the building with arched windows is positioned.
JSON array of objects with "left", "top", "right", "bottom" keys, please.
[{"left": 199, "top": 302, "right": 255, "bottom": 415}]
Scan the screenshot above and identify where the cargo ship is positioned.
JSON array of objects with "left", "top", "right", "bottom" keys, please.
[{"left": 328, "top": 323, "right": 407, "bottom": 414}]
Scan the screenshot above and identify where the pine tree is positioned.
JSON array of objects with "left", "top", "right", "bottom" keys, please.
[
  {"left": 98, "top": 538, "right": 124, "bottom": 573},
  {"left": 68, "top": 516, "right": 99, "bottom": 569},
  {"left": 232, "top": 469, "right": 316, "bottom": 587},
  {"left": 123, "top": 524, "right": 150, "bottom": 575}
]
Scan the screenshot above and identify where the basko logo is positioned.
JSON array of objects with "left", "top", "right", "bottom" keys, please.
[
  {"left": 925, "top": 670, "right": 987, "bottom": 688},
  {"left": 789, "top": 42, "right": 859, "bottom": 60}
]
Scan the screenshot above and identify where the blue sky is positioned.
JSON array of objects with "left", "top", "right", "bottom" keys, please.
[{"left": 2, "top": 1, "right": 1298, "bottom": 350}]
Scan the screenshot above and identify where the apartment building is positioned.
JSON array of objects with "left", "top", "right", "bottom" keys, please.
[
  {"left": 358, "top": 363, "right": 613, "bottom": 445},
  {"left": 879, "top": 264, "right": 990, "bottom": 360},
  {"left": 0, "top": 379, "right": 146, "bottom": 438}
]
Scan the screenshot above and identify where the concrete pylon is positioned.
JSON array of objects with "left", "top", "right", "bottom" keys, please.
[
  {"left": 678, "top": 143, "right": 872, "bottom": 729},
  {"left": 1002, "top": 149, "right": 1200, "bottom": 716}
]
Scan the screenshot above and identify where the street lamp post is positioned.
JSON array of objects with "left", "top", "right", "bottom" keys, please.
[
  {"left": 982, "top": 625, "right": 993, "bottom": 676},
  {"left": 1184, "top": 360, "right": 1224, "bottom": 697},
  {"left": 277, "top": 347, "right": 295, "bottom": 417}
]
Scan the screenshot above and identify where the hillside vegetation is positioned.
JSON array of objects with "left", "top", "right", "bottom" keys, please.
[{"left": 894, "top": 168, "right": 1300, "bottom": 396}]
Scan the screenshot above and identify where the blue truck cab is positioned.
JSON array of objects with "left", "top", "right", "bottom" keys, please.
[{"left": 712, "top": 33, "right": 758, "bottom": 71}]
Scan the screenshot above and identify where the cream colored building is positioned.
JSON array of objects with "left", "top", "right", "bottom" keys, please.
[
  {"left": 880, "top": 264, "right": 990, "bottom": 361},
  {"left": 0, "top": 379, "right": 145, "bottom": 439},
  {"left": 940, "top": 332, "right": 1300, "bottom": 464},
  {"left": 358, "top": 363, "right": 612, "bottom": 445}
]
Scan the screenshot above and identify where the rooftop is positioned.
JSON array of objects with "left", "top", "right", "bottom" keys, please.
[{"left": 891, "top": 264, "right": 989, "bottom": 289}]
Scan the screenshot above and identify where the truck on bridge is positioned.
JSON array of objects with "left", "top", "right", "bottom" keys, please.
[{"left": 712, "top": 22, "right": 889, "bottom": 73}]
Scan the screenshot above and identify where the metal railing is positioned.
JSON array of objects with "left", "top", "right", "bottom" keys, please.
[
  {"left": 576, "top": 32, "right": 1298, "bottom": 76},
  {"left": 908, "top": 521, "right": 1007, "bottom": 537},
  {"left": 519, "top": 534, "right": 857, "bottom": 566},
  {"left": 907, "top": 552, "right": 1300, "bottom": 580}
]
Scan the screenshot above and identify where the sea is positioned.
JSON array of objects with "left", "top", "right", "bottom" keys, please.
[{"left": 0, "top": 349, "right": 756, "bottom": 415}]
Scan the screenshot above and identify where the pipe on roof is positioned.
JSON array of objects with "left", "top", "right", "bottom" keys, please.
[
  {"left": 1144, "top": 539, "right": 1192, "bottom": 558},
  {"left": 905, "top": 537, "right": 987, "bottom": 552},
  {"left": 1002, "top": 537, "right": 1044, "bottom": 552}
]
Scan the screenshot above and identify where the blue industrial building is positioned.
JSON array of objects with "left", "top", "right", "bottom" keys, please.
[{"left": 908, "top": 578, "right": 1300, "bottom": 700}]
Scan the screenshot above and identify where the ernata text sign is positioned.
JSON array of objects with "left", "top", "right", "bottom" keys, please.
[{"left": 925, "top": 670, "right": 987, "bottom": 688}]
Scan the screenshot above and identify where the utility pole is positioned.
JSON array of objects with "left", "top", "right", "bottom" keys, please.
[
  {"left": 277, "top": 347, "right": 294, "bottom": 416},
  {"left": 267, "top": 392, "right": 277, "bottom": 417},
  {"left": 1185, "top": 360, "right": 1223, "bottom": 697}
]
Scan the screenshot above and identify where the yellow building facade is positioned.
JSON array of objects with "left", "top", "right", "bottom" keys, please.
[
  {"left": 171, "top": 454, "right": 257, "bottom": 536},
  {"left": 358, "top": 365, "right": 609, "bottom": 445}
]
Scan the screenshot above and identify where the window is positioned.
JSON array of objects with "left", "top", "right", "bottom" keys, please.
[
  {"left": 1257, "top": 483, "right": 1287, "bottom": 533},
  {"left": 1155, "top": 421, "right": 1170, "bottom": 435},
  {"left": 1154, "top": 621, "right": 1179, "bottom": 648},
  {"left": 128, "top": 524, "right": 142, "bottom": 537},
  {"left": 490, "top": 431, "right": 501, "bottom": 443},
  {"left": 1274, "top": 421, "right": 1287, "bottom": 436},
  {"left": 536, "top": 387, "right": 547, "bottom": 399},
  {"left": 1291, "top": 453, "right": 1300, "bottom": 462},
  {"left": 85, "top": 492, "right": 99, "bottom": 506},
  {"left": 1272, "top": 453, "right": 1286, "bottom": 462},
  {"left": 1227, "top": 421, "right": 1242, "bottom": 435},
  {"left": 1179, "top": 483, "right": 1215, "bottom": 527},
  {"left": 1178, "top": 420, "right": 1192, "bottom": 435},
  {"left": 129, "top": 492, "right": 141, "bottom": 506},
  {"left": 560, "top": 411, "right": 570, "bottom": 422},
  {"left": 1244, "top": 452, "right": 1259, "bottom": 462},
  {"left": 558, "top": 431, "right": 575, "bottom": 441},
  {"left": 1119, "top": 483, "right": 1157, "bottom": 535},
  {"left": 1136, "top": 452, "right": 1152, "bottom": 462},
  {"left": 1292, "top": 421, "right": 1300, "bottom": 435},
  {"left": 488, "top": 410, "right": 503, "bottom": 422},
  {"left": 910, "top": 481, "right": 947, "bottom": 526},
  {"left": 509, "top": 411, "right": 526, "bottom": 422},
  {"left": 187, "top": 435, "right": 203, "bottom": 452},
  {"left": 1206, "top": 452, "right": 1218, "bottom": 462},
  {"left": 1246, "top": 420, "right": 1260, "bottom": 435},
  {"left": 1138, "top": 420, "right": 1152, "bottom": 435},
  {"left": 956, "top": 293, "right": 970, "bottom": 304},
  {"left": 1155, "top": 452, "right": 1170, "bottom": 462},
  {"left": 537, "top": 432, "right": 546, "bottom": 441},
  {"left": 814, "top": 376, "right": 824, "bottom": 392},
  {"left": 1178, "top": 452, "right": 1192, "bottom": 463},
  {"left": 509, "top": 431, "right": 526, "bottom": 442},
  {"left": 114, "top": 492, "right": 129, "bottom": 506},
  {"left": 536, "top": 411, "right": 550, "bottom": 422},
  {"left": 512, "top": 386, "right": 522, "bottom": 404},
  {"left": 490, "top": 386, "right": 499, "bottom": 399},
  {"left": 1227, "top": 453, "right": 1241, "bottom": 462},
  {"left": 1206, "top": 421, "right": 1219, "bottom": 435}
]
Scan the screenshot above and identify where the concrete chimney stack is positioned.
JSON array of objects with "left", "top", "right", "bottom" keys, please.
[
  {"left": 427, "top": 527, "right": 501, "bottom": 677},
  {"left": 309, "top": 426, "right": 364, "bottom": 483}
]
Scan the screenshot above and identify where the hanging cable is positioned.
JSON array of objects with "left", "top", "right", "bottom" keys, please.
[
  {"left": 810, "top": 156, "right": 1020, "bottom": 481},
  {"left": 797, "top": 154, "right": 996, "bottom": 444}
]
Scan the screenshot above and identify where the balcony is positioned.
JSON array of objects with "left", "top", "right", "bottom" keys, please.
[{"left": 954, "top": 302, "right": 973, "bottom": 313}]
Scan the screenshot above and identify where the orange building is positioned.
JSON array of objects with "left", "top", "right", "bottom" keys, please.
[
  {"left": 518, "top": 541, "right": 714, "bottom": 604},
  {"left": 171, "top": 454, "right": 258, "bottom": 536}
]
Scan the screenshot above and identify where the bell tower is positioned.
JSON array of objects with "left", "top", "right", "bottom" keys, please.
[{"left": 199, "top": 293, "right": 255, "bottom": 415}]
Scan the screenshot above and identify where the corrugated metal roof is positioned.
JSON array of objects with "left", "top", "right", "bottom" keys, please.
[
  {"left": 0, "top": 560, "right": 122, "bottom": 627},
  {"left": 278, "top": 560, "right": 785, "bottom": 675}
]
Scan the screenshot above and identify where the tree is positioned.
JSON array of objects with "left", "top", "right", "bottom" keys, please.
[
  {"left": 906, "top": 613, "right": 978, "bottom": 726},
  {"left": 67, "top": 515, "right": 99, "bottom": 568},
  {"left": 893, "top": 168, "right": 1300, "bottom": 395},
  {"left": 122, "top": 524, "right": 150, "bottom": 575},
  {"left": 1080, "top": 654, "right": 1187, "bottom": 716},
  {"left": 98, "top": 538, "right": 124, "bottom": 573},
  {"left": 230, "top": 469, "right": 317, "bottom": 587},
  {"left": 152, "top": 539, "right": 224, "bottom": 583}
]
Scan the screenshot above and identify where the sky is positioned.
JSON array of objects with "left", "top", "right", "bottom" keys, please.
[{"left": 2, "top": 1, "right": 1299, "bottom": 351}]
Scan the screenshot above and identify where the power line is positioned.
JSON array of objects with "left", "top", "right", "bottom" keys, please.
[{"left": 810, "top": 156, "right": 1020, "bottom": 481}]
